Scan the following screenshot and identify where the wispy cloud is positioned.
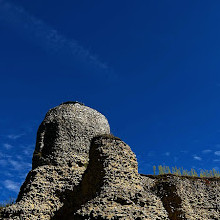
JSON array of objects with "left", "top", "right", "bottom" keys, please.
[
  {"left": 23, "top": 149, "right": 33, "bottom": 157},
  {"left": 0, "top": 151, "right": 11, "bottom": 159},
  {"left": 8, "top": 159, "right": 31, "bottom": 171},
  {"left": 22, "top": 144, "right": 34, "bottom": 157},
  {"left": 214, "top": 151, "right": 220, "bottom": 156},
  {"left": 202, "top": 149, "right": 212, "bottom": 154},
  {"left": 0, "top": 0, "right": 110, "bottom": 75},
  {"left": 193, "top": 155, "right": 202, "bottom": 161},
  {"left": 8, "top": 159, "right": 23, "bottom": 170},
  {"left": 3, "top": 143, "right": 13, "bottom": 150},
  {"left": 164, "top": 152, "right": 170, "bottom": 156},
  {"left": 3, "top": 180, "right": 20, "bottom": 192},
  {"left": 0, "top": 159, "right": 7, "bottom": 166},
  {"left": 7, "top": 133, "right": 25, "bottom": 140},
  {"left": 2, "top": 171, "right": 13, "bottom": 177}
]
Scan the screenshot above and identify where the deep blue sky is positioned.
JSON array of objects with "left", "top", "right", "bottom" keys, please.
[{"left": 1, "top": 0, "right": 220, "bottom": 202}]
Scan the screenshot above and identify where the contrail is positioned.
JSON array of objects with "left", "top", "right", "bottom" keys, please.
[{"left": 0, "top": 0, "right": 109, "bottom": 75}]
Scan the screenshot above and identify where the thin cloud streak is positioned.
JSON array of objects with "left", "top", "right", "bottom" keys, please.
[
  {"left": 0, "top": 0, "right": 110, "bottom": 75},
  {"left": 3, "top": 143, "right": 13, "bottom": 150},
  {"left": 3, "top": 180, "right": 20, "bottom": 192},
  {"left": 202, "top": 149, "right": 212, "bottom": 154},
  {"left": 0, "top": 151, "right": 11, "bottom": 159},
  {"left": 7, "top": 133, "right": 25, "bottom": 140},
  {"left": 0, "top": 159, "right": 7, "bottom": 166},
  {"left": 164, "top": 152, "right": 170, "bottom": 156},
  {"left": 22, "top": 144, "right": 34, "bottom": 157},
  {"left": 8, "top": 159, "right": 31, "bottom": 171},
  {"left": 193, "top": 155, "right": 202, "bottom": 161},
  {"left": 214, "top": 151, "right": 220, "bottom": 156}
]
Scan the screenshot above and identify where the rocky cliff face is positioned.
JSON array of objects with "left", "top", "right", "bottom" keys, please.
[{"left": 1, "top": 102, "right": 220, "bottom": 220}]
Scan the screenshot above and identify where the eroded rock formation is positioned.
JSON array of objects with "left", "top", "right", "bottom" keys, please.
[
  {"left": 1, "top": 102, "right": 110, "bottom": 219},
  {"left": 51, "top": 135, "right": 168, "bottom": 220},
  {"left": 1, "top": 102, "right": 220, "bottom": 220}
]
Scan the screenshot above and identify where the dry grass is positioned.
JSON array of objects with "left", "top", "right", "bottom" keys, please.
[{"left": 152, "top": 165, "right": 220, "bottom": 178}]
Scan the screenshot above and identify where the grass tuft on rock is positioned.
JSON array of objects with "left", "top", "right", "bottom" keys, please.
[{"left": 152, "top": 165, "right": 220, "bottom": 178}]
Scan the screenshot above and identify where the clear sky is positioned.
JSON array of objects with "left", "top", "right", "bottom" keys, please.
[{"left": 1, "top": 0, "right": 220, "bottom": 202}]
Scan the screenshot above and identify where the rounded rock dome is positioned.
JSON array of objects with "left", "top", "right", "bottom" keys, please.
[{"left": 32, "top": 102, "right": 110, "bottom": 169}]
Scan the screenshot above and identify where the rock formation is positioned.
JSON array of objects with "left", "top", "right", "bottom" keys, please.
[
  {"left": 1, "top": 102, "right": 220, "bottom": 220},
  {"left": 1, "top": 102, "right": 110, "bottom": 219}
]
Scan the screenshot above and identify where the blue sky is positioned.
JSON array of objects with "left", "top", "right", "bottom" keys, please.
[{"left": 1, "top": 0, "right": 220, "bottom": 202}]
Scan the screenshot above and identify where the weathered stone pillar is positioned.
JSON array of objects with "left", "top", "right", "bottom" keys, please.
[{"left": 1, "top": 102, "right": 110, "bottom": 219}]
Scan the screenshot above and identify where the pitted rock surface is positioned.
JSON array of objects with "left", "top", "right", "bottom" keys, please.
[
  {"left": 1, "top": 103, "right": 110, "bottom": 220},
  {"left": 141, "top": 174, "right": 220, "bottom": 220},
  {"left": 51, "top": 135, "right": 169, "bottom": 220},
  {"left": 1, "top": 103, "right": 220, "bottom": 220},
  {"left": 33, "top": 102, "right": 110, "bottom": 169}
]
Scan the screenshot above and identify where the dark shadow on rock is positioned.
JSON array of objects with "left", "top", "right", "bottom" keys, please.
[
  {"left": 150, "top": 176, "right": 186, "bottom": 220},
  {"left": 51, "top": 137, "right": 106, "bottom": 220},
  {"left": 33, "top": 122, "right": 59, "bottom": 169}
]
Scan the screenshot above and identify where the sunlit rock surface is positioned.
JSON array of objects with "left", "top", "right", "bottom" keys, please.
[
  {"left": 1, "top": 102, "right": 110, "bottom": 219},
  {"left": 1, "top": 103, "right": 220, "bottom": 220}
]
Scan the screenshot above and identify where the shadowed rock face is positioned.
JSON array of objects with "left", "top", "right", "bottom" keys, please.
[
  {"left": 1, "top": 103, "right": 220, "bottom": 220},
  {"left": 51, "top": 135, "right": 168, "bottom": 220}
]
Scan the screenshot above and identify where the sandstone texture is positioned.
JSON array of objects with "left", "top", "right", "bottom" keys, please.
[
  {"left": 51, "top": 135, "right": 168, "bottom": 220},
  {"left": 1, "top": 102, "right": 110, "bottom": 219},
  {"left": 141, "top": 174, "right": 220, "bottom": 219},
  {"left": 1, "top": 102, "right": 220, "bottom": 220}
]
